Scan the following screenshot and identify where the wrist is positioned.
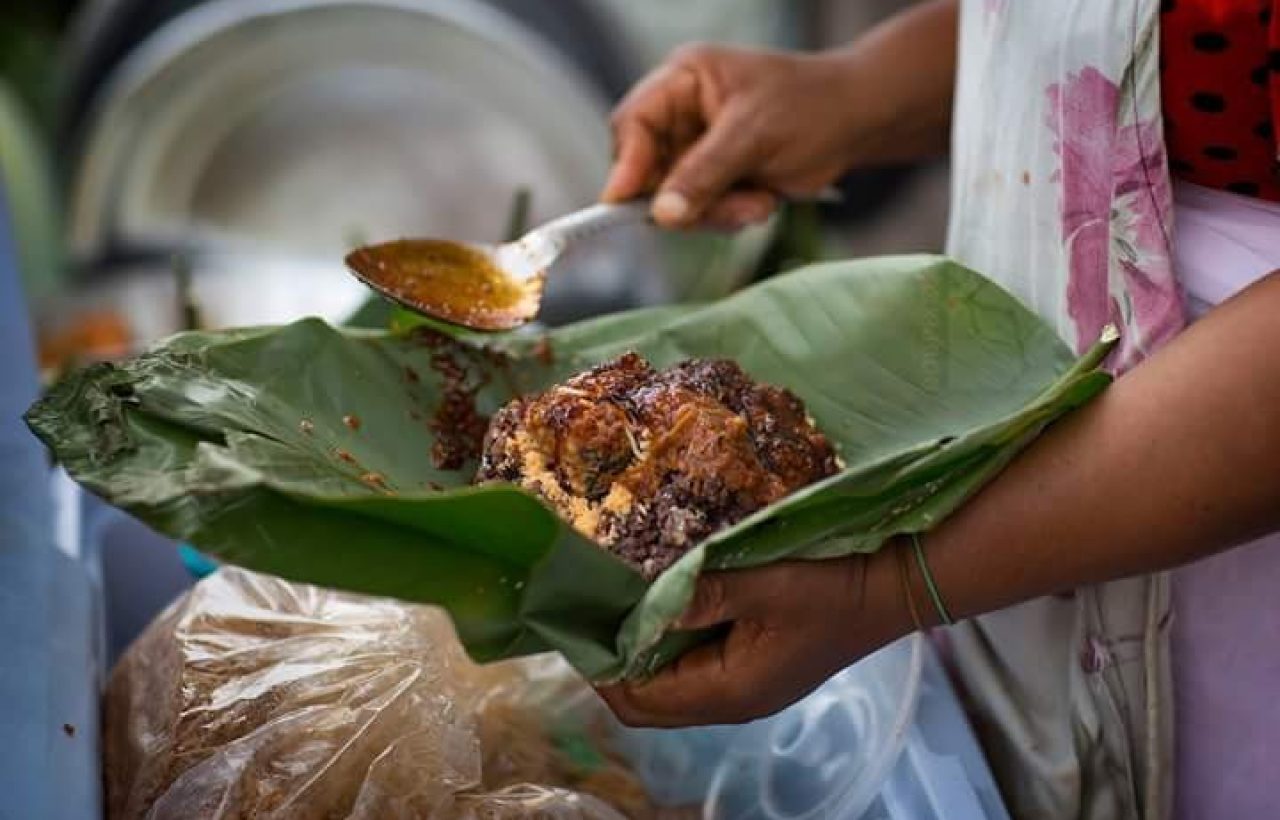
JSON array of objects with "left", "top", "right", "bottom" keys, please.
[
  {"left": 850, "top": 542, "right": 921, "bottom": 652},
  {"left": 812, "top": 1, "right": 957, "bottom": 169},
  {"left": 802, "top": 48, "right": 886, "bottom": 173}
]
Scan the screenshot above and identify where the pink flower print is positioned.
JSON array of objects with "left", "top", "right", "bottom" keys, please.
[
  {"left": 1046, "top": 67, "right": 1117, "bottom": 350},
  {"left": 1046, "top": 67, "right": 1183, "bottom": 366}
]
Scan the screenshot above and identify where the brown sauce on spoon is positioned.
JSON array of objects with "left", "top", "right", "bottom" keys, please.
[{"left": 345, "top": 239, "right": 530, "bottom": 331}]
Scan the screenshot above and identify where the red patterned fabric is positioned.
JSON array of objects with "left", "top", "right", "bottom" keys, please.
[{"left": 1160, "top": 0, "right": 1280, "bottom": 201}]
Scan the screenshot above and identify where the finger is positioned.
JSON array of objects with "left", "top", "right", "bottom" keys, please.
[
  {"left": 601, "top": 119, "right": 661, "bottom": 202},
  {"left": 597, "top": 684, "right": 667, "bottom": 728},
  {"left": 597, "top": 637, "right": 737, "bottom": 728},
  {"left": 699, "top": 189, "right": 778, "bottom": 230},
  {"left": 664, "top": 67, "right": 706, "bottom": 163},
  {"left": 599, "top": 618, "right": 786, "bottom": 727},
  {"left": 602, "top": 65, "right": 701, "bottom": 203},
  {"left": 674, "top": 564, "right": 791, "bottom": 631},
  {"left": 653, "top": 106, "right": 760, "bottom": 227}
]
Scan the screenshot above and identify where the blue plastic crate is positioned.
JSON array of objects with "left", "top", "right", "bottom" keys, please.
[{"left": 0, "top": 166, "right": 102, "bottom": 820}]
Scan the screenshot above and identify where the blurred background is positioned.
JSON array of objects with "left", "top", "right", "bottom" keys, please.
[{"left": 0, "top": 0, "right": 949, "bottom": 380}]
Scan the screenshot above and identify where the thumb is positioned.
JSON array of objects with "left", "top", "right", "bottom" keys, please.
[
  {"left": 653, "top": 106, "right": 760, "bottom": 227},
  {"left": 674, "top": 567, "right": 779, "bottom": 631}
]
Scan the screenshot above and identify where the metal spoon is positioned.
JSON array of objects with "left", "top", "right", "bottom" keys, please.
[
  {"left": 345, "top": 200, "right": 650, "bottom": 332},
  {"left": 345, "top": 191, "right": 839, "bottom": 332}
]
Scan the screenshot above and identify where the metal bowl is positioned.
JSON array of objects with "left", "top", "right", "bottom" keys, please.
[{"left": 67, "top": 0, "right": 771, "bottom": 337}]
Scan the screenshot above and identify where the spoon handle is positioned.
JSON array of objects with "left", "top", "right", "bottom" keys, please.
[
  {"left": 532, "top": 185, "right": 842, "bottom": 246},
  {"left": 531, "top": 201, "right": 652, "bottom": 250},
  {"left": 523, "top": 187, "right": 842, "bottom": 265}
]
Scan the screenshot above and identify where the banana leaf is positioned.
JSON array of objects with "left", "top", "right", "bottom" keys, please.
[{"left": 26, "top": 255, "right": 1115, "bottom": 682}]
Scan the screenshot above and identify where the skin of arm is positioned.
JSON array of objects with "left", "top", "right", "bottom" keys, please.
[
  {"left": 600, "top": 0, "right": 958, "bottom": 229},
  {"left": 924, "top": 269, "right": 1280, "bottom": 619},
  {"left": 601, "top": 269, "right": 1280, "bottom": 727}
]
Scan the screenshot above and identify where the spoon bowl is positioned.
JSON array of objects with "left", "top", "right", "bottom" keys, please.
[
  {"left": 346, "top": 238, "right": 540, "bottom": 331},
  {"left": 345, "top": 200, "right": 650, "bottom": 331}
]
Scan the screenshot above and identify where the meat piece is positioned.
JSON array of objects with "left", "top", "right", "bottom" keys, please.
[{"left": 476, "top": 353, "right": 839, "bottom": 579}]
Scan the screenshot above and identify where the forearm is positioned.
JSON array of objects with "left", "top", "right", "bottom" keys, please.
[
  {"left": 901, "top": 271, "right": 1280, "bottom": 625},
  {"left": 825, "top": 0, "right": 958, "bottom": 169},
  {"left": 597, "top": 265, "right": 1280, "bottom": 731}
]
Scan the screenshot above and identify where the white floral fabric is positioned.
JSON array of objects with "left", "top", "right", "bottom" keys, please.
[{"left": 944, "top": 2, "right": 1178, "bottom": 819}]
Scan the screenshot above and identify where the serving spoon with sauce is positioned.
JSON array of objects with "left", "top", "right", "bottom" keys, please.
[
  {"left": 345, "top": 200, "right": 650, "bottom": 332},
  {"left": 345, "top": 191, "right": 838, "bottom": 332}
]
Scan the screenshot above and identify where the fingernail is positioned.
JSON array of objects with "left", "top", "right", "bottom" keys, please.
[{"left": 652, "top": 190, "right": 690, "bottom": 224}]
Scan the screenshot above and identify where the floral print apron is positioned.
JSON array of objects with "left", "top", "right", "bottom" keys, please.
[{"left": 944, "top": 2, "right": 1180, "bottom": 818}]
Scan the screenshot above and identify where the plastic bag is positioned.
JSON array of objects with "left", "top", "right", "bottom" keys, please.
[{"left": 104, "top": 567, "right": 694, "bottom": 820}]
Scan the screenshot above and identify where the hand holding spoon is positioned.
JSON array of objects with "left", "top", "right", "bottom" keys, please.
[{"left": 345, "top": 192, "right": 837, "bottom": 332}]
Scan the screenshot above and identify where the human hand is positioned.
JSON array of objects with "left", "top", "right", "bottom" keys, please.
[
  {"left": 600, "top": 43, "right": 865, "bottom": 230},
  {"left": 597, "top": 547, "right": 913, "bottom": 728}
]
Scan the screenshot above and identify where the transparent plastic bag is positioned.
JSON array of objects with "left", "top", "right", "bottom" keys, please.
[{"left": 103, "top": 567, "right": 693, "bottom": 820}]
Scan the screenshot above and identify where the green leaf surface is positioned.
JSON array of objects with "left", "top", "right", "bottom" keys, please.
[{"left": 27, "top": 255, "right": 1113, "bottom": 681}]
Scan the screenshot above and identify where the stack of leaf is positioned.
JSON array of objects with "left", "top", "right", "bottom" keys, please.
[{"left": 27, "top": 256, "right": 1114, "bottom": 681}]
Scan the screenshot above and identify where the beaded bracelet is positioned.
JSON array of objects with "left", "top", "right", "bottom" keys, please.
[{"left": 910, "top": 532, "right": 954, "bottom": 626}]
